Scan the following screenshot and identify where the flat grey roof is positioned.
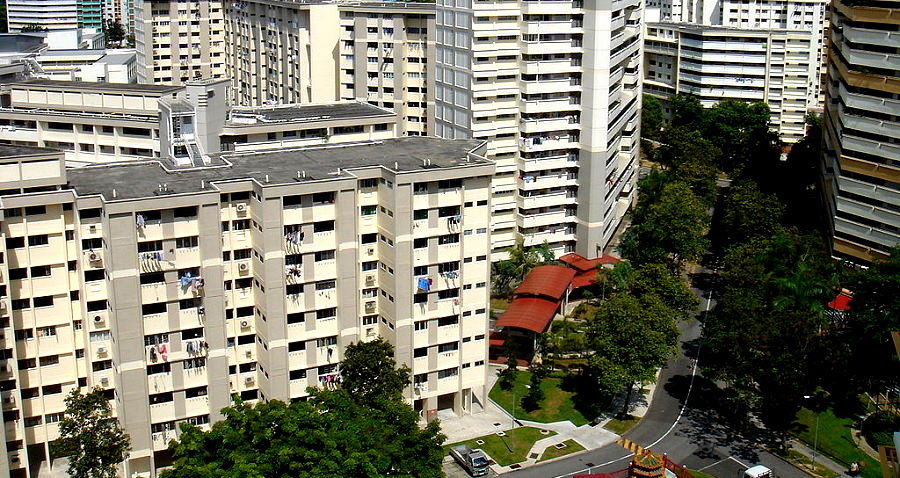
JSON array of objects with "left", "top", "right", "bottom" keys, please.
[
  {"left": 227, "top": 102, "right": 394, "bottom": 125},
  {"left": 0, "top": 143, "right": 61, "bottom": 158},
  {"left": 8, "top": 79, "right": 181, "bottom": 95},
  {"left": 66, "top": 137, "right": 488, "bottom": 200}
]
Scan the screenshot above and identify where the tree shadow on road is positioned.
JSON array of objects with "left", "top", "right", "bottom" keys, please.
[{"left": 662, "top": 373, "right": 784, "bottom": 464}]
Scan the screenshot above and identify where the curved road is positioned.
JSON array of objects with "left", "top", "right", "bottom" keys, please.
[{"left": 506, "top": 266, "right": 810, "bottom": 478}]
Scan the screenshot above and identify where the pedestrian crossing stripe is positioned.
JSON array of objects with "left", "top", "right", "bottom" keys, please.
[{"left": 616, "top": 438, "right": 645, "bottom": 455}]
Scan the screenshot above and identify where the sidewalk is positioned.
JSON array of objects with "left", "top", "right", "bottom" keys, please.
[{"left": 789, "top": 439, "right": 851, "bottom": 478}]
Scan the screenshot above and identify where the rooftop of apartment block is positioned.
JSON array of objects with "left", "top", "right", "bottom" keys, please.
[
  {"left": 226, "top": 101, "right": 395, "bottom": 125},
  {"left": 8, "top": 79, "right": 181, "bottom": 94},
  {"left": 0, "top": 143, "right": 64, "bottom": 160},
  {"left": 66, "top": 137, "right": 488, "bottom": 200}
]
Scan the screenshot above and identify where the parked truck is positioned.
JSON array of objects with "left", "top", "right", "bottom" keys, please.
[{"left": 450, "top": 445, "right": 490, "bottom": 477}]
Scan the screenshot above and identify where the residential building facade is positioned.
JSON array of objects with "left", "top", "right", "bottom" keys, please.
[
  {"left": 6, "top": 0, "right": 79, "bottom": 32},
  {"left": 0, "top": 135, "right": 493, "bottom": 476},
  {"left": 820, "top": 0, "right": 900, "bottom": 263},
  {"left": 643, "top": 0, "right": 828, "bottom": 143},
  {"left": 434, "top": 0, "right": 642, "bottom": 259}
]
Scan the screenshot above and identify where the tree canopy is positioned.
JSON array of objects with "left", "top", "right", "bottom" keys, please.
[
  {"left": 641, "top": 94, "right": 664, "bottom": 141},
  {"left": 162, "top": 339, "right": 445, "bottom": 477},
  {"left": 57, "top": 388, "right": 131, "bottom": 478},
  {"left": 491, "top": 239, "right": 555, "bottom": 297}
]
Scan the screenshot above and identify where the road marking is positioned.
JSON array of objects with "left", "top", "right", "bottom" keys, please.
[{"left": 696, "top": 455, "right": 749, "bottom": 472}]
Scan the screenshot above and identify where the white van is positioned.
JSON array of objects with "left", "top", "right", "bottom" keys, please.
[{"left": 744, "top": 465, "right": 773, "bottom": 478}]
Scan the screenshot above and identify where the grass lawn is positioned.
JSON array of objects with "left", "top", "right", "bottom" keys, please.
[
  {"left": 538, "top": 439, "right": 586, "bottom": 462},
  {"left": 445, "top": 427, "right": 556, "bottom": 467},
  {"left": 490, "top": 297, "right": 510, "bottom": 310},
  {"left": 794, "top": 408, "right": 880, "bottom": 478},
  {"left": 490, "top": 370, "right": 590, "bottom": 426},
  {"left": 604, "top": 414, "right": 641, "bottom": 435}
]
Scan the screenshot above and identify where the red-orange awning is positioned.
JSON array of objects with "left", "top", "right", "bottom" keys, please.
[
  {"left": 828, "top": 293, "right": 852, "bottom": 311},
  {"left": 559, "top": 253, "right": 623, "bottom": 272},
  {"left": 494, "top": 297, "right": 560, "bottom": 334},
  {"left": 570, "top": 269, "right": 598, "bottom": 289},
  {"left": 514, "top": 265, "right": 576, "bottom": 300}
]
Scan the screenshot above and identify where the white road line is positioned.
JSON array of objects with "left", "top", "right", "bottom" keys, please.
[{"left": 696, "top": 455, "right": 749, "bottom": 472}]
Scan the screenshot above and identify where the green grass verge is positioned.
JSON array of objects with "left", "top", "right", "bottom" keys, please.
[
  {"left": 604, "top": 415, "right": 641, "bottom": 435},
  {"left": 490, "top": 297, "right": 510, "bottom": 310},
  {"left": 538, "top": 439, "right": 586, "bottom": 462},
  {"left": 688, "top": 469, "right": 717, "bottom": 478},
  {"left": 489, "top": 370, "right": 590, "bottom": 426},
  {"left": 785, "top": 450, "right": 840, "bottom": 478},
  {"left": 445, "top": 427, "right": 556, "bottom": 467},
  {"left": 794, "top": 408, "right": 880, "bottom": 478}
]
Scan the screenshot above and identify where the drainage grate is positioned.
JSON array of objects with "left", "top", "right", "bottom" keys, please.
[
  {"left": 510, "top": 464, "right": 522, "bottom": 470},
  {"left": 493, "top": 422, "right": 501, "bottom": 427},
  {"left": 555, "top": 443, "right": 568, "bottom": 449},
  {"left": 586, "top": 462, "right": 595, "bottom": 467},
  {"left": 495, "top": 431, "right": 506, "bottom": 437},
  {"left": 475, "top": 440, "right": 485, "bottom": 445},
  {"left": 530, "top": 453, "right": 540, "bottom": 459},
  {"left": 540, "top": 429, "right": 550, "bottom": 435}
]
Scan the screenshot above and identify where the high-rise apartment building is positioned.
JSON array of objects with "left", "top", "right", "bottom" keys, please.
[
  {"left": 6, "top": 0, "right": 79, "bottom": 31},
  {"left": 820, "top": 0, "right": 900, "bottom": 263},
  {"left": 643, "top": 0, "right": 828, "bottom": 143},
  {"left": 0, "top": 133, "right": 493, "bottom": 476},
  {"left": 133, "top": 0, "right": 227, "bottom": 86},
  {"left": 434, "top": 0, "right": 642, "bottom": 258}
]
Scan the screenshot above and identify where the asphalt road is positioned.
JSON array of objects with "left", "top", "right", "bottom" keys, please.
[{"left": 505, "top": 265, "right": 811, "bottom": 478}]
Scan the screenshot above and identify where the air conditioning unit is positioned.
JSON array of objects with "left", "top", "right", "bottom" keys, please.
[
  {"left": 366, "top": 328, "right": 376, "bottom": 337},
  {"left": 3, "top": 396, "right": 15, "bottom": 404},
  {"left": 238, "top": 262, "right": 249, "bottom": 272},
  {"left": 89, "top": 224, "right": 97, "bottom": 233},
  {"left": 88, "top": 251, "right": 101, "bottom": 262},
  {"left": 367, "top": 247, "right": 375, "bottom": 254},
  {"left": 100, "top": 377, "right": 109, "bottom": 386},
  {"left": 240, "top": 320, "right": 250, "bottom": 328},
  {"left": 417, "top": 383, "right": 429, "bottom": 392},
  {"left": 245, "top": 350, "right": 252, "bottom": 358},
  {"left": 94, "top": 315, "right": 104, "bottom": 324},
  {"left": 97, "top": 346, "right": 108, "bottom": 355},
  {"left": 10, "top": 456, "right": 19, "bottom": 463},
  {"left": 235, "top": 203, "right": 248, "bottom": 213},
  {"left": 365, "top": 301, "right": 376, "bottom": 312},
  {"left": 244, "top": 375, "right": 254, "bottom": 384},
  {"left": 365, "top": 274, "right": 375, "bottom": 284}
]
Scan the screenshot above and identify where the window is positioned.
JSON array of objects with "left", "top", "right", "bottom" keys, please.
[
  {"left": 5, "top": 237, "right": 24, "bottom": 249},
  {"left": 438, "top": 289, "right": 459, "bottom": 300},
  {"left": 38, "top": 326, "right": 56, "bottom": 337},
  {"left": 90, "top": 331, "right": 111, "bottom": 342},
  {"left": 361, "top": 233, "right": 377, "bottom": 244},
  {"left": 413, "top": 209, "right": 428, "bottom": 220},
  {"left": 359, "top": 178, "right": 378, "bottom": 189},
  {"left": 144, "top": 333, "right": 169, "bottom": 346},
  {"left": 438, "top": 234, "right": 460, "bottom": 245},
  {"left": 184, "top": 358, "right": 206, "bottom": 369},
  {"left": 45, "top": 412, "right": 64, "bottom": 424},
  {"left": 84, "top": 269, "right": 105, "bottom": 282},
  {"left": 414, "top": 320, "right": 428, "bottom": 331},
  {"left": 290, "top": 369, "right": 307, "bottom": 380},
  {"left": 414, "top": 347, "right": 428, "bottom": 358},
  {"left": 25, "top": 205, "right": 46, "bottom": 216},
  {"left": 316, "top": 280, "right": 336, "bottom": 291},
  {"left": 316, "top": 308, "right": 336, "bottom": 320},
  {"left": 12, "top": 299, "right": 30, "bottom": 310},
  {"left": 316, "top": 336, "right": 337, "bottom": 347},
  {"left": 438, "top": 368, "right": 458, "bottom": 379},
  {"left": 30, "top": 266, "right": 51, "bottom": 278},
  {"left": 313, "top": 221, "right": 335, "bottom": 233},
  {"left": 17, "top": 359, "right": 36, "bottom": 369},
  {"left": 42, "top": 384, "right": 62, "bottom": 395},
  {"left": 28, "top": 235, "right": 49, "bottom": 246},
  {"left": 361, "top": 205, "right": 377, "bottom": 216},
  {"left": 147, "top": 363, "right": 171, "bottom": 375},
  {"left": 314, "top": 250, "right": 335, "bottom": 262},
  {"left": 438, "top": 316, "right": 458, "bottom": 327},
  {"left": 92, "top": 360, "right": 112, "bottom": 371},
  {"left": 312, "top": 192, "right": 335, "bottom": 204},
  {"left": 142, "top": 302, "right": 166, "bottom": 316},
  {"left": 413, "top": 238, "right": 428, "bottom": 249},
  {"left": 32, "top": 296, "right": 53, "bottom": 308},
  {"left": 149, "top": 392, "right": 174, "bottom": 404},
  {"left": 15, "top": 329, "right": 34, "bottom": 340},
  {"left": 176, "top": 236, "right": 198, "bottom": 248},
  {"left": 174, "top": 206, "right": 197, "bottom": 218},
  {"left": 287, "top": 312, "right": 305, "bottom": 324}
]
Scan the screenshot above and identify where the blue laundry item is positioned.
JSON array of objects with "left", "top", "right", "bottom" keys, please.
[
  {"left": 180, "top": 273, "right": 193, "bottom": 287},
  {"left": 417, "top": 277, "right": 430, "bottom": 291}
]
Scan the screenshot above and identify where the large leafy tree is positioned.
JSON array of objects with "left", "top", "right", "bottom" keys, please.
[
  {"left": 621, "top": 181, "right": 710, "bottom": 270},
  {"left": 491, "top": 239, "right": 555, "bottom": 297},
  {"left": 104, "top": 19, "right": 126, "bottom": 46},
  {"left": 828, "top": 247, "right": 900, "bottom": 398},
  {"left": 720, "top": 180, "right": 785, "bottom": 246},
  {"left": 340, "top": 338, "right": 410, "bottom": 406},
  {"left": 641, "top": 94, "right": 664, "bottom": 141},
  {"left": 585, "top": 294, "right": 680, "bottom": 417},
  {"left": 627, "top": 263, "right": 699, "bottom": 321},
  {"left": 702, "top": 231, "right": 836, "bottom": 437},
  {"left": 163, "top": 340, "right": 445, "bottom": 477},
  {"left": 56, "top": 388, "right": 131, "bottom": 478}
]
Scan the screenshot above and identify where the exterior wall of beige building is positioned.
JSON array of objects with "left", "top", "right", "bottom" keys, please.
[
  {"left": 0, "top": 79, "right": 400, "bottom": 167},
  {"left": 134, "top": 0, "right": 227, "bottom": 86},
  {"left": 0, "top": 136, "right": 493, "bottom": 477}
]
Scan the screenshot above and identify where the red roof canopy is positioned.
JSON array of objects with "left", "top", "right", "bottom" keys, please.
[
  {"left": 494, "top": 297, "right": 560, "bottom": 334},
  {"left": 828, "top": 293, "right": 852, "bottom": 311},
  {"left": 570, "top": 269, "right": 598, "bottom": 290},
  {"left": 559, "top": 253, "right": 623, "bottom": 272},
  {"left": 515, "top": 265, "right": 576, "bottom": 300}
]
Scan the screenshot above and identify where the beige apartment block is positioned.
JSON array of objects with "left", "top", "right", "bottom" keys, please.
[
  {"left": 0, "top": 136, "right": 493, "bottom": 477},
  {"left": 0, "top": 79, "right": 399, "bottom": 167},
  {"left": 435, "top": 0, "right": 643, "bottom": 259},
  {"left": 220, "top": 0, "right": 435, "bottom": 137},
  {"left": 820, "top": 0, "right": 900, "bottom": 263},
  {"left": 134, "top": 0, "right": 227, "bottom": 86}
]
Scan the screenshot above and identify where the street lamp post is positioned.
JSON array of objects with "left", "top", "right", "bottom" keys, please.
[{"left": 804, "top": 395, "right": 820, "bottom": 472}]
